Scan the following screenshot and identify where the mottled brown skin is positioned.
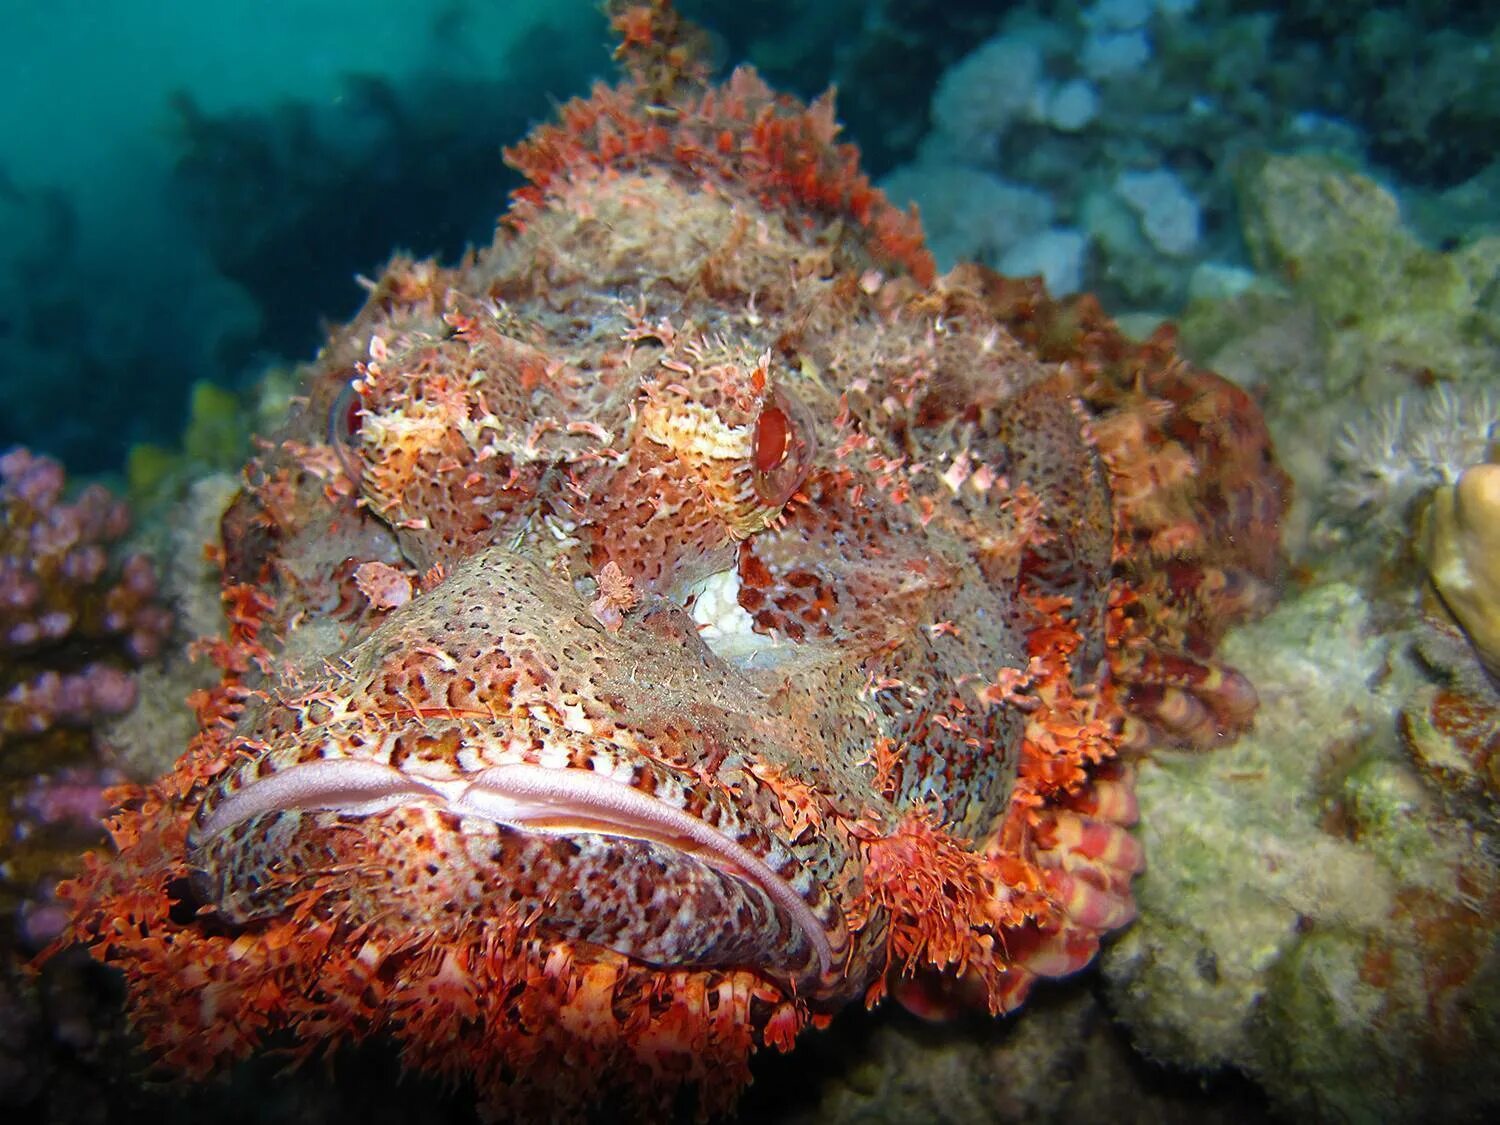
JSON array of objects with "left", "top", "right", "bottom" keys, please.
[{"left": 59, "top": 7, "right": 1285, "bottom": 1120}]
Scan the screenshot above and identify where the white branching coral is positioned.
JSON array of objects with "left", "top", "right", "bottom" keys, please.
[{"left": 1327, "top": 384, "right": 1499, "bottom": 530}]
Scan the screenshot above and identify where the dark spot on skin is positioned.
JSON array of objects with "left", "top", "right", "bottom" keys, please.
[{"left": 167, "top": 876, "right": 203, "bottom": 925}]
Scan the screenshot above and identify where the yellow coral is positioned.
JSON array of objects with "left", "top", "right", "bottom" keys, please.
[{"left": 1421, "top": 463, "right": 1500, "bottom": 680}]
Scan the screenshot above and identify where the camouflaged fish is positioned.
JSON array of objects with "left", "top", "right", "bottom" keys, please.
[{"left": 62, "top": 4, "right": 1284, "bottom": 1119}]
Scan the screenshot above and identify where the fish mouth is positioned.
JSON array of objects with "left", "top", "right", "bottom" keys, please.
[{"left": 190, "top": 757, "right": 835, "bottom": 980}]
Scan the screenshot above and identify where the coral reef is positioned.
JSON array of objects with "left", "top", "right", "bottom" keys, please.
[
  {"left": 857, "top": 2, "right": 1500, "bottom": 319},
  {"left": 7, "top": 766, "right": 123, "bottom": 951},
  {"left": 0, "top": 448, "right": 174, "bottom": 1117},
  {"left": 1178, "top": 154, "right": 1500, "bottom": 555},
  {"left": 1235, "top": 155, "right": 1500, "bottom": 404},
  {"left": 95, "top": 470, "right": 240, "bottom": 784},
  {"left": 54, "top": 4, "right": 1284, "bottom": 1120},
  {"left": 0, "top": 443, "right": 169, "bottom": 966},
  {"left": 15, "top": 3, "right": 1497, "bottom": 1122},
  {"left": 1102, "top": 581, "right": 1500, "bottom": 1122},
  {"left": 100, "top": 370, "right": 296, "bottom": 784},
  {"left": 1096, "top": 123, "right": 1500, "bottom": 1125},
  {"left": 0, "top": 447, "right": 169, "bottom": 756},
  {"left": 755, "top": 987, "right": 1271, "bottom": 1125}
]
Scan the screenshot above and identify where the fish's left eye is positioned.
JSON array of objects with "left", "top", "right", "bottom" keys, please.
[
  {"left": 754, "top": 405, "right": 790, "bottom": 473},
  {"left": 750, "top": 389, "right": 815, "bottom": 506},
  {"left": 328, "top": 380, "right": 364, "bottom": 482}
]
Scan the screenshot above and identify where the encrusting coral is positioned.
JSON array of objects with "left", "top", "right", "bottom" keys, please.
[
  {"left": 53, "top": 3, "right": 1286, "bottom": 1120},
  {"left": 1180, "top": 154, "right": 1500, "bottom": 552},
  {"left": 1104, "top": 579, "right": 1500, "bottom": 1123},
  {"left": 1099, "top": 136, "right": 1500, "bottom": 1125}
]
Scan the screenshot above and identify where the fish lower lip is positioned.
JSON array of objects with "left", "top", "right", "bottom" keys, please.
[{"left": 192, "top": 757, "right": 833, "bottom": 976}]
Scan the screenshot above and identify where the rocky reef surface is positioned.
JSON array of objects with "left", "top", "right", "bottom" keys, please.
[{"left": 1095, "top": 149, "right": 1500, "bottom": 1124}]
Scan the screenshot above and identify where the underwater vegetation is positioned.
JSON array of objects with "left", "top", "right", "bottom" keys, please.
[{"left": 165, "top": 28, "right": 608, "bottom": 371}]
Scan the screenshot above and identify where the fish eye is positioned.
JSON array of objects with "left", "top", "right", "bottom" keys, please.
[
  {"left": 751, "top": 389, "right": 815, "bottom": 506},
  {"left": 753, "top": 405, "right": 790, "bottom": 474},
  {"left": 328, "top": 380, "right": 364, "bottom": 482}
]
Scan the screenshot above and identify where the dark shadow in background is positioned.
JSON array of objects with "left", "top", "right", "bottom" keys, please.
[{"left": 0, "top": 10, "right": 609, "bottom": 473}]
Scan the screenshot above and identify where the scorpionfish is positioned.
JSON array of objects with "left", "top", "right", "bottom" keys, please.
[{"left": 62, "top": 4, "right": 1286, "bottom": 1119}]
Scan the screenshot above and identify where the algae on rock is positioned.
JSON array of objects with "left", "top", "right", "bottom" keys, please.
[
  {"left": 1179, "top": 154, "right": 1500, "bottom": 555},
  {"left": 1102, "top": 581, "right": 1500, "bottom": 1123}
]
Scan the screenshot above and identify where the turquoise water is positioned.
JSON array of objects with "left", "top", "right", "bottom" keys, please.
[{"left": 0, "top": 0, "right": 608, "bottom": 469}]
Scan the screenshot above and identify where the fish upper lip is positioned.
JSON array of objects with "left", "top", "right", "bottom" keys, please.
[{"left": 192, "top": 756, "right": 834, "bottom": 978}]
